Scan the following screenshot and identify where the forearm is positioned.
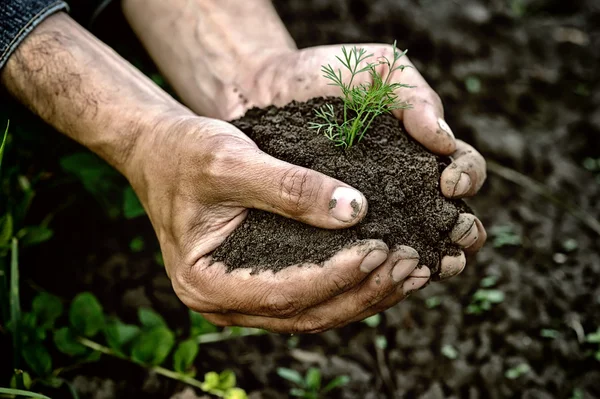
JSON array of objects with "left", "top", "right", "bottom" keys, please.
[
  {"left": 1, "top": 12, "right": 190, "bottom": 177},
  {"left": 122, "top": 0, "right": 296, "bottom": 119}
]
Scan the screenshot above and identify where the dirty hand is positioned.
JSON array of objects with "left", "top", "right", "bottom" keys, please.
[
  {"left": 122, "top": 0, "right": 487, "bottom": 331},
  {"left": 129, "top": 115, "right": 439, "bottom": 333}
]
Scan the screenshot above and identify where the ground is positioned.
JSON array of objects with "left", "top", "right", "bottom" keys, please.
[{"left": 3, "top": 0, "right": 600, "bottom": 398}]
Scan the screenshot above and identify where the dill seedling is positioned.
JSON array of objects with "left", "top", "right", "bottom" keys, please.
[{"left": 308, "top": 41, "right": 413, "bottom": 149}]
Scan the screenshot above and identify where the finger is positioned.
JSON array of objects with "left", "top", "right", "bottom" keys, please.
[
  {"left": 222, "top": 149, "right": 368, "bottom": 229},
  {"left": 437, "top": 252, "right": 466, "bottom": 281},
  {"left": 440, "top": 140, "right": 487, "bottom": 198},
  {"left": 173, "top": 240, "right": 388, "bottom": 317},
  {"left": 344, "top": 265, "right": 432, "bottom": 326},
  {"left": 450, "top": 213, "right": 486, "bottom": 253},
  {"left": 465, "top": 217, "right": 487, "bottom": 255},
  {"left": 382, "top": 55, "right": 456, "bottom": 155},
  {"left": 203, "top": 246, "right": 421, "bottom": 334}
]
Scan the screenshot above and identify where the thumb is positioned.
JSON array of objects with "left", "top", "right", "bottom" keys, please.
[{"left": 228, "top": 151, "right": 368, "bottom": 229}]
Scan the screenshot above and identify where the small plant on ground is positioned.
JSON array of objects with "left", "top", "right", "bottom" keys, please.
[
  {"left": 466, "top": 274, "right": 505, "bottom": 315},
  {"left": 489, "top": 224, "right": 522, "bottom": 248},
  {"left": 585, "top": 327, "right": 600, "bottom": 361},
  {"left": 308, "top": 41, "right": 412, "bottom": 149},
  {"left": 277, "top": 367, "right": 349, "bottom": 399},
  {"left": 505, "top": 363, "right": 531, "bottom": 379}
]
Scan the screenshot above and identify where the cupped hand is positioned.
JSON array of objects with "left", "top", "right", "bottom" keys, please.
[
  {"left": 201, "top": 43, "right": 487, "bottom": 278},
  {"left": 127, "top": 114, "right": 479, "bottom": 333}
]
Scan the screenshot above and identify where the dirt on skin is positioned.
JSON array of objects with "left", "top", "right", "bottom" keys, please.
[{"left": 212, "top": 97, "right": 467, "bottom": 275}]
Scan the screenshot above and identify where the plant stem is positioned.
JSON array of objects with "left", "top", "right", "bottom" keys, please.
[{"left": 77, "top": 337, "right": 206, "bottom": 390}]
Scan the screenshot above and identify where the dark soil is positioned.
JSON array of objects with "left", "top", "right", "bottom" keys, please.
[
  {"left": 213, "top": 98, "right": 465, "bottom": 274},
  {"left": 3, "top": 0, "right": 600, "bottom": 398}
]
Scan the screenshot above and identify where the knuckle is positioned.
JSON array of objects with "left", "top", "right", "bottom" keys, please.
[{"left": 278, "top": 168, "right": 322, "bottom": 215}]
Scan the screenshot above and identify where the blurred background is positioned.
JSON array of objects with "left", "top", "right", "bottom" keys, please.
[{"left": 1, "top": 0, "right": 599, "bottom": 398}]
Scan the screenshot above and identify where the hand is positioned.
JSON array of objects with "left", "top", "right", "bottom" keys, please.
[
  {"left": 122, "top": 0, "right": 487, "bottom": 329},
  {"left": 128, "top": 115, "right": 438, "bottom": 333},
  {"left": 192, "top": 43, "right": 487, "bottom": 275}
]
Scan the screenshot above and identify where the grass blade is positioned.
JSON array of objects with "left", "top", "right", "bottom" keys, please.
[
  {"left": 0, "top": 120, "right": 9, "bottom": 175},
  {"left": 0, "top": 387, "right": 51, "bottom": 399},
  {"left": 10, "top": 237, "right": 22, "bottom": 367}
]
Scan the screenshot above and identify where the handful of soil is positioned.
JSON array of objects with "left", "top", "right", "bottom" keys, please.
[{"left": 212, "top": 98, "right": 469, "bottom": 276}]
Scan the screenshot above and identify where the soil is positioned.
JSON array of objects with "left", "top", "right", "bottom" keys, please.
[
  {"left": 2, "top": 0, "right": 600, "bottom": 398},
  {"left": 213, "top": 98, "right": 466, "bottom": 274}
]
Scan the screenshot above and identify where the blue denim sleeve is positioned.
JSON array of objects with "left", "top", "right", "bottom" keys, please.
[{"left": 0, "top": 1, "right": 70, "bottom": 71}]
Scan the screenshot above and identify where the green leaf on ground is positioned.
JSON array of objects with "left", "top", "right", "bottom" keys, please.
[
  {"left": 505, "top": 363, "right": 531, "bottom": 379},
  {"left": 123, "top": 186, "right": 145, "bottom": 219},
  {"left": 322, "top": 375, "right": 350, "bottom": 393},
  {"left": 441, "top": 344, "right": 459, "bottom": 360},
  {"left": 305, "top": 368, "right": 321, "bottom": 390},
  {"left": 173, "top": 338, "right": 199, "bottom": 374},
  {"left": 277, "top": 368, "right": 305, "bottom": 387},
  {"left": 131, "top": 326, "right": 175, "bottom": 365},
  {"left": 138, "top": 307, "right": 166, "bottom": 329},
  {"left": 32, "top": 292, "right": 63, "bottom": 330},
  {"left": 19, "top": 226, "right": 53, "bottom": 247},
  {"left": 224, "top": 387, "right": 248, "bottom": 399},
  {"left": 54, "top": 327, "right": 88, "bottom": 356},
  {"left": 69, "top": 292, "right": 104, "bottom": 337},
  {"left": 22, "top": 342, "right": 52, "bottom": 376},
  {"left": 190, "top": 310, "right": 218, "bottom": 336},
  {"left": 104, "top": 318, "right": 141, "bottom": 355}
]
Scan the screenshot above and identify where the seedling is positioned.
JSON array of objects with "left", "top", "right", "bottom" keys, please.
[
  {"left": 505, "top": 363, "right": 531, "bottom": 379},
  {"left": 466, "top": 274, "right": 505, "bottom": 315},
  {"left": 277, "top": 367, "right": 349, "bottom": 399},
  {"left": 585, "top": 327, "right": 600, "bottom": 361},
  {"left": 308, "top": 41, "right": 412, "bottom": 149},
  {"left": 489, "top": 224, "right": 521, "bottom": 248},
  {"left": 441, "top": 344, "right": 459, "bottom": 360}
]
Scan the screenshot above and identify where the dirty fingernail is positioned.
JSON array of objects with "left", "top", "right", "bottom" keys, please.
[
  {"left": 438, "top": 118, "right": 455, "bottom": 139},
  {"left": 453, "top": 173, "right": 471, "bottom": 197},
  {"left": 359, "top": 249, "right": 388, "bottom": 273},
  {"left": 330, "top": 187, "right": 364, "bottom": 222},
  {"left": 392, "top": 258, "right": 419, "bottom": 282}
]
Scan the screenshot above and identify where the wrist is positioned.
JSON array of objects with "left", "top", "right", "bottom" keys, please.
[{"left": 122, "top": 0, "right": 296, "bottom": 119}]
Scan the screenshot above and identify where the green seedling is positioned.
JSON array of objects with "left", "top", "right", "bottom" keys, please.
[
  {"left": 362, "top": 313, "right": 381, "bottom": 328},
  {"left": 308, "top": 41, "right": 412, "bottom": 149},
  {"left": 441, "top": 344, "right": 459, "bottom": 360},
  {"left": 466, "top": 274, "right": 505, "bottom": 315},
  {"left": 277, "top": 367, "right": 350, "bottom": 399},
  {"left": 540, "top": 329, "right": 560, "bottom": 339},
  {"left": 489, "top": 224, "right": 521, "bottom": 248},
  {"left": 585, "top": 327, "right": 600, "bottom": 361},
  {"left": 425, "top": 296, "right": 442, "bottom": 309},
  {"left": 505, "top": 363, "right": 531, "bottom": 379}
]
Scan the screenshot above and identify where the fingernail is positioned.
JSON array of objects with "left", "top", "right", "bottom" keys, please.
[
  {"left": 359, "top": 249, "right": 387, "bottom": 273},
  {"left": 330, "top": 187, "right": 364, "bottom": 222},
  {"left": 453, "top": 173, "right": 471, "bottom": 197},
  {"left": 438, "top": 118, "right": 455, "bottom": 139},
  {"left": 392, "top": 258, "right": 419, "bottom": 282}
]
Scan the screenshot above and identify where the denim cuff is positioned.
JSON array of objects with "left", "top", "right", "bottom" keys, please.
[{"left": 0, "top": 1, "right": 69, "bottom": 71}]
